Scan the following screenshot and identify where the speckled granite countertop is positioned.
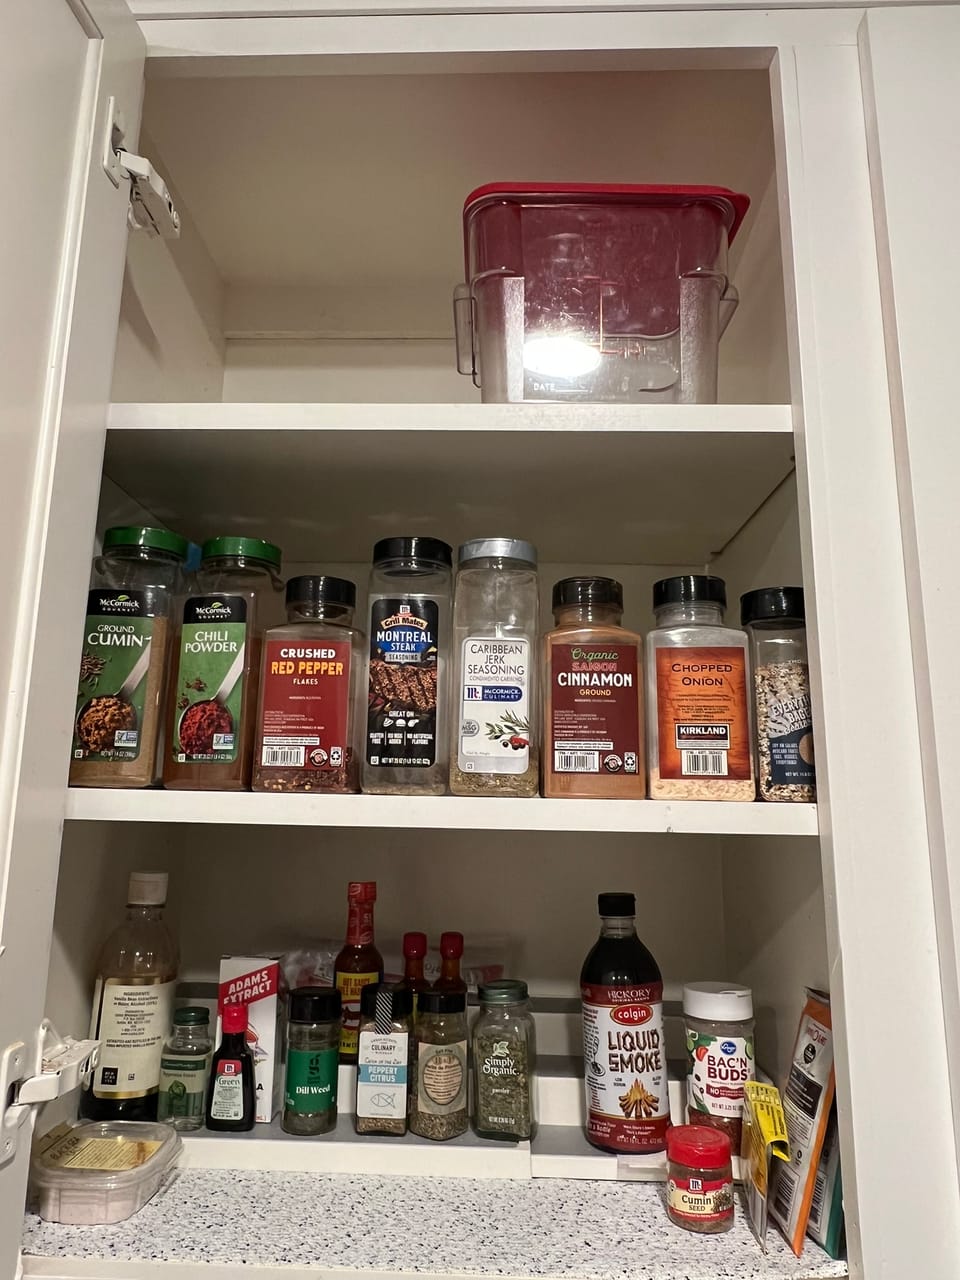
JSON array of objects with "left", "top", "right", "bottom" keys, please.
[{"left": 23, "top": 1169, "right": 847, "bottom": 1279}]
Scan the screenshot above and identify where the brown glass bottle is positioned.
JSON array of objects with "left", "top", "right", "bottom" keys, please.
[
  {"left": 401, "top": 932, "right": 430, "bottom": 1013},
  {"left": 432, "top": 931, "right": 467, "bottom": 994},
  {"left": 543, "top": 578, "right": 645, "bottom": 799},
  {"left": 580, "top": 892, "right": 668, "bottom": 1154},
  {"left": 334, "top": 882, "right": 383, "bottom": 1062}
]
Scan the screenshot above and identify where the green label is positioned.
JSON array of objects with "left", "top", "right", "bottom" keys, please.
[
  {"left": 157, "top": 1053, "right": 211, "bottom": 1120},
  {"left": 72, "top": 589, "right": 154, "bottom": 762},
  {"left": 171, "top": 596, "right": 247, "bottom": 764},
  {"left": 284, "top": 1046, "right": 338, "bottom": 1114}
]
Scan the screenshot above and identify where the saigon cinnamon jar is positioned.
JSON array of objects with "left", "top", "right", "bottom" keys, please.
[
  {"left": 542, "top": 577, "right": 645, "bottom": 798},
  {"left": 164, "top": 536, "right": 283, "bottom": 791}
]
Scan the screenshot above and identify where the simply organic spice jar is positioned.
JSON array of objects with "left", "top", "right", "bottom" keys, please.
[
  {"left": 646, "top": 575, "right": 755, "bottom": 800},
  {"left": 542, "top": 577, "right": 645, "bottom": 798},
  {"left": 69, "top": 526, "right": 188, "bottom": 789},
  {"left": 252, "top": 576, "right": 365, "bottom": 793},
  {"left": 472, "top": 979, "right": 537, "bottom": 1141},
  {"left": 164, "top": 536, "right": 283, "bottom": 792}
]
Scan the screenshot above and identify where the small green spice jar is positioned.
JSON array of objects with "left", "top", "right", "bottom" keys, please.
[
  {"left": 472, "top": 979, "right": 537, "bottom": 1141},
  {"left": 409, "top": 990, "right": 468, "bottom": 1141},
  {"left": 282, "top": 987, "right": 341, "bottom": 1136}
]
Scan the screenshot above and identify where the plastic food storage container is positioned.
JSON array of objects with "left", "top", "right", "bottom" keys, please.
[
  {"left": 30, "top": 1121, "right": 181, "bottom": 1224},
  {"left": 454, "top": 183, "right": 749, "bottom": 404}
]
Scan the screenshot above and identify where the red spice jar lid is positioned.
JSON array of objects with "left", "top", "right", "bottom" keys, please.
[
  {"left": 222, "top": 1003, "right": 249, "bottom": 1035},
  {"left": 440, "top": 931, "right": 464, "bottom": 958},
  {"left": 666, "top": 1125, "right": 732, "bottom": 1169}
]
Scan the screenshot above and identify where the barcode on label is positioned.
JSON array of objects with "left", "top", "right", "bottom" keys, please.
[
  {"left": 772, "top": 1167, "right": 797, "bottom": 1224},
  {"left": 261, "top": 745, "right": 304, "bottom": 767},
  {"left": 554, "top": 751, "right": 600, "bottom": 773},
  {"left": 809, "top": 1169, "right": 826, "bottom": 1229},
  {"left": 681, "top": 749, "right": 727, "bottom": 776}
]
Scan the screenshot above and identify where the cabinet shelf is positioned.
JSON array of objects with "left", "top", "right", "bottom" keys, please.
[{"left": 64, "top": 789, "right": 817, "bottom": 835}]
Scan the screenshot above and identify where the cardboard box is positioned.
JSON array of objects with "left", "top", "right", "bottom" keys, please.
[{"left": 218, "top": 955, "right": 282, "bottom": 1124}]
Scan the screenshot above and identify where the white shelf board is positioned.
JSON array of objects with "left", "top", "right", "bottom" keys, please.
[
  {"left": 531, "top": 1124, "right": 744, "bottom": 1185},
  {"left": 64, "top": 788, "right": 818, "bottom": 835},
  {"left": 102, "top": 402, "right": 795, "bottom": 563}
]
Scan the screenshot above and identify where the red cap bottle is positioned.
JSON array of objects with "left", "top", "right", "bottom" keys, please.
[{"left": 433, "top": 931, "right": 467, "bottom": 994}]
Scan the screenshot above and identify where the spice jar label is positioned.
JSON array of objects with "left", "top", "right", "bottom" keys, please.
[
  {"left": 88, "top": 977, "right": 175, "bottom": 1098},
  {"left": 458, "top": 637, "right": 531, "bottom": 774},
  {"left": 158, "top": 1053, "right": 211, "bottom": 1121},
  {"left": 549, "top": 644, "right": 641, "bottom": 776},
  {"left": 654, "top": 646, "right": 750, "bottom": 781},
  {"left": 336, "top": 971, "right": 380, "bottom": 1059},
  {"left": 171, "top": 595, "right": 246, "bottom": 764},
  {"left": 209, "top": 1059, "right": 246, "bottom": 1121},
  {"left": 581, "top": 982, "right": 669, "bottom": 1152},
  {"left": 474, "top": 1034, "right": 532, "bottom": 1137},
  {"left": 756, "top": 662, "right": 815, "bottom": 790},
  {"left": 667, "top": 1173, "right": 735, "bottom": 1225},
  {"left": 687, "top": 1030, "right": 755, "bottom": 1121},
  {"left": 258, "top": 638, "right": 352, "bottom": 774},
  {"left": 284, "top": 1046, "right": 338, "bottom": 1115},
  {"left": 366, "top": 597, "right": 440, "bottom": 769},
  {"left": 417, "top": 1041, "right": 467, "bottom": 1114},
  {"left": 72, "top": 589, "right": 155, "bottom": 762},
  {"left": 357, "top": 1030, "right": 410, "bottom": 1119}
]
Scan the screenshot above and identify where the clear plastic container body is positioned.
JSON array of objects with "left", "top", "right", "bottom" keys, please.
[
  {"left": 450, "top": 550, "right": 539, "bottom": 797},
  {"left": 30, "top": 1121, "right": 181, "bottom": 1226},
  {"left": 646, "top": 601, "right": 755, "bottom": 801},
  {"left": 745, "top": 617, "right": 816, "bottom": 802},
  {"left": 471, "top": 986, "right": 537, "bottom": 1141},
  {"left": 363, "top": 549, "right": 452, "bottom": 796},
  {"left": 164, "top": 548, "right": 283, "bottom": 792},
  {"left": 455, "top": 186, "right": 746, "bottom": 405}
]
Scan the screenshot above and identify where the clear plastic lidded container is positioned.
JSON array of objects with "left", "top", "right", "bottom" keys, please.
[
  {"left": 30, "top": 1121, "right": 181, "bottom": 1225},
  {"left": 454, "top": 184, "right": 749, "bottom": 405}
]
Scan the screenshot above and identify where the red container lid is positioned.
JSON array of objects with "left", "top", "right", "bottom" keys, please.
[
  {"left": 221, "top": 1003, "right": 249, "bottom": 1035},
  {"left": 403, "top": 931, "right": 428, "bottom": 957},
  {"left": 440, "top": 931, "right": 464, "bottom": 958},
  {"left": 666, "top": 1124, "right": 732, "bottom": 1169}
]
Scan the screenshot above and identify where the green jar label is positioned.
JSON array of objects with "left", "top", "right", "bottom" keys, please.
[
  {"left": 72, "top": 589, "right": 155, "bottom": 763},
  {"left": 284, "top": 1046, "right": 338, "bottom": 1114},
  {"left": 157, "top": 1053, "right": 211, "bottom": 1120},
  {"left": 171, "top": 596, "right": 247, "bottom": 764}
]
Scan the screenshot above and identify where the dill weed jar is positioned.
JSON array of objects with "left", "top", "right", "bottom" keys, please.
[
  {"left": 472, "top": 980, "right": 537, "bottom": 1141},
  {"left": 164, "top": 537, "right": 283, "bottom": 791},
  {"left": 282, "top": 987, "right": 341, "bottom": 1136},
  {"left": 70, "top": 527, "right": 187, "bottom": 789},
  {"left": 410, "top": 990, "right": 468, "bottom": 1140}
]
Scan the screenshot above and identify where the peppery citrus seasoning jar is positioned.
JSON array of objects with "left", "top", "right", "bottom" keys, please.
[{"left": 666, "top": 1125, "right": 734, "bottom": 1234}]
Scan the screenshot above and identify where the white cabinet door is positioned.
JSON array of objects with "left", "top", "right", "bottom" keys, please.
[{"left": 0, "top": 0, "right": 143, "bottom": 1267}]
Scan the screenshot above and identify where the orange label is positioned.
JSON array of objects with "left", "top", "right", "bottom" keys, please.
[
  {"left": 655, "top": 646, "right": 750, "bottom": 781},
  {"left": 336, "top": 971, "right": 379, "bottom": 1056}
]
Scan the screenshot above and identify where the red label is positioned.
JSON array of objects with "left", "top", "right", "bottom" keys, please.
[
  {"left": 581, "top": 981, "right": 668, "bottom": 1153},
  {"left": 667, "top": 1173, "right": 734, "bottom": 1224},
  {"left": 215, "top": 1059, "right": 243, "bottom": 1078},
  {"left": 345, "top": 902, "right": 375, "bottom": 947},
  {"left": 655, "top": 646, "right": 750, "bottom": 780},
  {"left": 258, "top": 638, "right": 351, "bottom": 772},
  {"left": 611, "top": 1004, "right": 654, "bottom": 1026},
  {"left": 549, "top": 643, "right": 641, "bottom": 777},
  {"left": 219, "top": 963, "right": 279, "bottom": 1009}
]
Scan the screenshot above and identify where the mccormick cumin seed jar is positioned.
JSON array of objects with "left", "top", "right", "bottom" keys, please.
[{"left": 666, "top": 1125, "right": 734, "bottom": 1234}]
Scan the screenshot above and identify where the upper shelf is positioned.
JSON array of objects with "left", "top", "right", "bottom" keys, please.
[{"left": 103, "top": 403, "right": 795, "bottom": 563}]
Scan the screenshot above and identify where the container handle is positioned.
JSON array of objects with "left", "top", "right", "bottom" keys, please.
[{"left": 453, "top": 284, "right": 479, "bottom": 385}]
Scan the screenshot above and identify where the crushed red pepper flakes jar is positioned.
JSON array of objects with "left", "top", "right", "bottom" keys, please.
[{"left": 665, "top": 1125, "right": 734, "bottom": 1234}]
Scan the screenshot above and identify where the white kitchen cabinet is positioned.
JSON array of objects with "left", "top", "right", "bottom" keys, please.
[{"left": 2, "top": 4, "right": 957, "bottom": 1279}]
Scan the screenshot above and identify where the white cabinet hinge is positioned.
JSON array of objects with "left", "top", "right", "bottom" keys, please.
[
  {"left": 0, "top": 1021, "right": 99, "bottom": 1166},
  {"left": 101, "top": 96, "right": 181, "bottom": 240}
]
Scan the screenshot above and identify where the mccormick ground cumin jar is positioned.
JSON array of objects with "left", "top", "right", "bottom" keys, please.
[{"left": 69, "top": 527, "right": 188, "bottom": 789}]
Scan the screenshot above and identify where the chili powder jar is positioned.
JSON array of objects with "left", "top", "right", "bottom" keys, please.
[
  {"left": 164, "top": 536, "right": 283, "bottom": 791},
  {"left": 666, "top": 1126, "right": 734, "bottom": 1234}
]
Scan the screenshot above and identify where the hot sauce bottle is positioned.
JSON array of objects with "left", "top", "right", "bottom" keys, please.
[
  {"left": 401, "top": 931, "right": 430, "bottom": 1016},
  {"left": 334, "top": 882, "right": 383, "bottom": 1062},
  {"left": 432, "top": 931, "right": 467, "bottom": 994}
]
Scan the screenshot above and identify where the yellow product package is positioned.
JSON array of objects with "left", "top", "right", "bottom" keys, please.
[{"left": 740, "top": 1081, "right": 791, "bottom": 1251}]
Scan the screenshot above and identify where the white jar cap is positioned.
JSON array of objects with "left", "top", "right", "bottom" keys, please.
[
  {"left": 683, "top": 981, "right": 753, "bottom": 1020},
  {"left": 127, "top": 871, "right": 168, "bottom": 906}
]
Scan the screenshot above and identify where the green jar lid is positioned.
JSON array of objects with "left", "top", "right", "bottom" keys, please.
[
  {"left": 173, "top": 1006, "right": 210, "bottom": 1025},
  {"left": 103, "top": 526, "right": 189, "bottom": 560},
  {"left": 479, "top": 979, "right": 529, "bottom": 1004},
  {"left": 200, "top": 536, "right": 282, "bottom": 569}
]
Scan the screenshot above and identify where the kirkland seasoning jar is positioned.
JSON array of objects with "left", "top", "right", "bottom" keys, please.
[
  {"left": 450, "top": 539, "right": 539, "bottom": 797},
  {"left": 355, "top": 983, "right": 414, "bottom": 1136},
  {"left": 472, "top": 980, "right": 537, "bottom": 1142},
  {"left": 666, "top": 1126, "right": 734, "bottom": 1234},
  {"left": 164, "top": 537, "right": 283, "bottom": 791},
  {"left": 410, "top": 990, "right": 469, "bottom": 1140},
  {"left": 70, "top": 527, "right": 188, "bottom": 788},
  {"left": 543, "top": 578, "right": 645, "bottom": 798},
  {"left": 158, "top": 1007, "right": 213, "bottom": 1131},
  {"left": 646, "top": 576, "right": 755, "bottom": 800},
  {"left": 363, "top": 537, "right": 453, "bottom": 796},
  {"left": 741, "top": 587, "right": 816, "bottom": 802},
  {"left": 282, "top": 987, "right": 341, "bottom": 1136},
  {"left": 252, "top": 576, "right": 365, "bottom": 793},
  {"left": 683, "top": 982, "right": 755, "bottom": 1150}
]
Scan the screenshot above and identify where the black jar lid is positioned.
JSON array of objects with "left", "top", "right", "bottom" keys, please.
[
  {"left": 653, "top": 575, "right": 726, "bottom": 609},
  {"left": 360, "top": 981, "right": 414, "bottom": 1021},
  {"left": 598, "top": 891, "right": 636, "bottom": 916},
  {"left": 740, "top": 586, "right": 806, "bottom": 626},
  {"left": 417, "top": 989, "right": 467, "bottom": 1015},
  {"left": 285, "top": 574, "right": 356, "bottom": 608},
  {"left": 288, "top": 986, "right": 342, "bottom": 1023},
  {"left": 372, "top": 537, "right": 452, "bottom": 567},
  {"left": 552, "top": 576, "right": 623, "bottom": 610}
]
